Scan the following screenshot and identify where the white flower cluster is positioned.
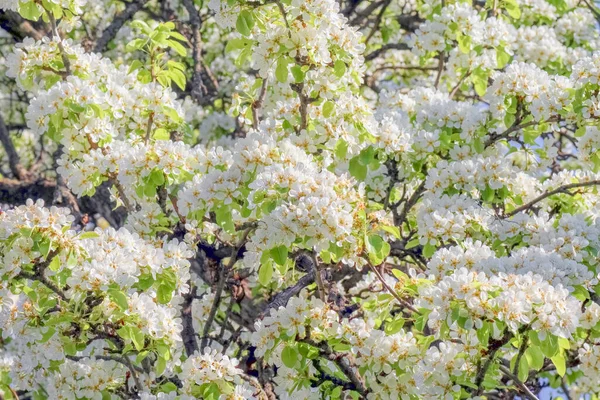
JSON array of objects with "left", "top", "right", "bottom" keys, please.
[
  {"left": 514, "top": 26, "right": 567, "bottom": 68},
  {"left": 67, "top": 228, "right": 190, "bottom": 293},
  {"left": 426, "top": 155, "right": 519, "bottom": 194},
  {"left": 408, "top": 3, "right": 513, "bottom": 60},
  {"left": 6, "top": 36, "right": 195, "bottom": 234},
  {"left": 378, "top": 88, "right": 487, "bottom": 143},
  {"left": 579, "top": 125, "right": 600, "bottom": 163},
  {"left": 178, "top": 132, "right": 366, "bottom": 270},
  {"left": 417, "top": 268, "right": 582, "bottom": 339},
  {"left": 427, "top": 240, "right": 598, "bottom": 289},
  {"left": 180, "top": 348, "right": 255, "bottom": 398},
  {"left": 417, "top": 193, "right": 491, "bottom": 245},
  {"left": 251, "top": 293, "right": 487, "bottom": 399},
  {"left": 573, "top": 341, "right": 600, "bottom": 396},
  {"left": 555, "top": 8, "right": 599, "bottom": 46},
  {"left": 45, "top": 358, "right": 126, "bottom": 400},
  {"left": 486, "top": 62, "right": 570, "bottom": 123},
  {"left": 0, "top": 199, "right": 76, "bottom": 278},
  {"left": 491, "top": 211, "right": 600, "bottom": 264},
  {"left": 0, "top": 0, "right": 18, "bottom": 11}
]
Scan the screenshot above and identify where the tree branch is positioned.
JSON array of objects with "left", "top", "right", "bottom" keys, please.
[
  {"left": 506, "top": 179, "right": 600, "bottom": 217},
  {"left": 301, "top": 337, "right": 369, "bottom": 397},
  {"left": 94, "top": 0, "right": 150, "bottom": 53},
  {"left": 498, "top": 364, "right": 539, "bottom": 400},
  {"left": 200, "top": 227, "right": 253, "bottom": 349},
  {"left": 364, "top": 43, "right": 410, "bottom": 62},
  {"left": 0, "top": 114, "right": 30, "bottom": 180}
]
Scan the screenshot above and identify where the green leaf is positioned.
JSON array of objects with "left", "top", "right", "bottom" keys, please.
[
  {"left": 236, "top": 10, "right": 255, "bottom": 37},
  {"left": 130, "top": 20, "right": 152, "bottom": 35},
  {"left": 159, "top": 382, "right": 178, "bottom": 394},
  {"left": 384, "top": 318, "right": 405, "bottom": 334},
  {"left": 406, "top": 238, "right": 420, "bottom": 249},
  {"left": 156, "top": 356, "right": 167, "bottom": 375},
  {"left": 150, "top": 169, "right": 165, "bottom": 186},
  {"left": 558, "top": 337, "right": 571, "bottom": 350},
  {"left": 128, "top": 60, "right": 145, "bottom": 74},
  {"left": 366, "top": 234, "right": 391, "bottom": 265},
  {"left": 380, "top": 225, "right": 401, "bottom": 239},
  {"left": 167, "top": 60, "right": 185, "bottom": 71},
  {"left": 518, "top": 353, "right": 529, "bottom": 382},
  {"left": 19, "top": 1, "right": 42, "bottom": 21},
  {"left": 482, "top": 185, "right": 495, "bottom": 203},
  {"left": 281, "top": 345, "right": 298, "bottom": 368},
  {"left": 504, "top": 0, "right": 522, "bottom": 18},
  {"left": 504, "top": 112, "right": 516, "bottom": 128},
  {"left": 153, "top": 128, "right": 170, "bottom": 141},
  {"left": 156, "top": 343, "right": 171, "bottom": 360},
  {"left": 276, "top": 57, "right": 289, "bottom": 84},
  {"left": 226, "top": 38, "right": 249, "bottom": 52},
  {"left": 258, "top": 261, "right": 273, "bottom": 286},
  {"left": 290, "top": 65, "right": 305, "bottom": 83},
  {"left": 108, "top": 289, "right": 128, "bottom": 310},
  {"left": 423, "top": 243, "right": 436, "bottom": 258},
  {"left": 526, "top": 346, "right": 545, "bottom": 371},
  {"left": 551, "top": 354, "right": 566, "bottom": 377},
  {"left": 126, "top": 38, "right": 147, "bottom": 52},
  {"left": 456, "top": 33, "right": 471, "bottom": 54},
  {"left": 335, "top": 139, "right": 348, "bottom": 159},
  {"left": 48, "top": 256, "right": 61, "bottom": 272},
  {"left": 136, "top": 351, "right": 149, "bottom": 364},
  {"left": 323, "top": 101, "right": 335, "bottom": 118},
  {"left": 130, "top": 326, "right": 145, "bottom": 351},
  {"left": 40, "top": 327, "right": 56, "bottom": 343},
  {"left": 496, "top": 46, "right": 511, "bottom": 69},
  {"left": 270, "top": 245, "right": 288, "bottom": 266},
  {"left": 168, "top": 31, "right": 188, "bottom": 42},
  {"left": 540, "top": 334, "right": 559, "bottom": 358},
  {"left": 473, "top": 138, "right": 484, "bottom": 154},
  {"left": 79, "top": 231, "right": 100, "bottom": 239},
  {"left": 215, "top": 206, "right": 235, "bottom": 233},
  {"left": 64, "top": 341, "right": 77, "bottom": 356},
  {"left": 349, "top": 156, "right": 367, "bottom": 181},
  {"left": 167, "top": 39, "right": 187, "bottom": 56},
  {"left": 333, "top": 60, "right": 347, "bottom": 78},
  {"left": 157, "top": 284, "right": 173, "bottom": 304},
  {"left": 162, "top": 105, "right": 183, "bottom": 123},
  {"left": 472, "top": 67, "right": 489, "bottom": 97},
  {"left": 169, "top": 68, "right": 186, "bottom": 90}
]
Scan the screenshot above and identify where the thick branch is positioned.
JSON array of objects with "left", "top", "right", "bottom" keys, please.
[
  {"left": 18, "top": 249, "right": 66, "bottom": 300},
  {"left": 262, "top": 269, "right": 315, "bottom": 314},
  {"left": 182, "top": 0, "right": 219, "bottom": 105},
  {"left": 94, "top": 0, "right": 150, "bottom": 53},
  {"left": 0, "top": 114, "right": 30, "bottom": 180},
  {"left": 301, "top": 337, "right": 369, "bottom": 397}
]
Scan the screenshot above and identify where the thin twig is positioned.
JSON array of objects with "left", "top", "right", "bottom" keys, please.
[
  {"left": 507, "top": 180, "right": 600, "bottom": 217},
  {"left": 498, "top": 365, "right": 539, "bottom": 400},
  {"left": 434, "top": 52, "right": 444, "bottom": 89},
  {"left": 251, "top": 77, "right": 269, "bottom": 130},
  {"left": 449, "top": 70, "right": 471, "bottom": 99},
  {"left": 200, "top": 227, "right": 253, "bottom": 349},
  {"left": 47, "top": 13, "right": 71, "bottom": 75},
  {"left": 311, "top": 251, "right": 326, "bottom": 301},
  {"left": 367, "top": 261, "right": 417, "bottom": 313}
]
